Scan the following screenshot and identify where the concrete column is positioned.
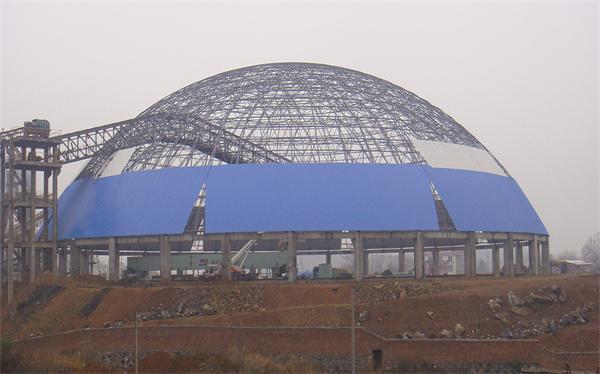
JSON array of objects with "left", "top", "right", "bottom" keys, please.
[
  {"left": 492, "top": 243, "right": 500, "bottom": 277},
  {"left": 529, "top": 235, "right": 539, "bottom": 275},
  {"left": 27, "top": 244, "right": 40, "bottom": 283},
  {"left": 16, "top": 248, "right": 24, "bottom": 282},
  {"left": 29, "top": 168, "right": 37, "bottom": 283},
  {"left": 58, "top": 248, "right": 67, "bottom": 276},
  {"left": 515, "top": 242, "right": 524, "bottom": 274},
  {"left": 353, "top": 232, "right": 364, "bottom": 281},
  {"left": 325, "top": 252, "right": 331, "bottom": 265},
  {"left": 7, "top": 243, "right": 14, "bottom": 302},
  {"left": 432, "top": 248, "right": 440, "bottom": 276},
  {"left": 220, "top": 235, "right": 231, "bottom": 282},
  {"left": 70, "top": 244, "right": 81, "bottom": 277},
  {"left": 52, "top": 161, "right": 59, "bottom": 277},
  {"left": 108, "top": 237, "right": 119, "bottom": 281},
  {"left": 160, "top": 236, "right": 171, "bottom": 282},
  {"left": 287, "top": 232, "right": 297, "bottom": 282},
  {"left": 541, "top": 238, "right": 550, "bottom": 274},
  {"left": 414, "top": 232, "right": 424, "bottom": 280},
  {"left": 465, "top": 232, "right": 476, "bottom": 278},
  {"left": 51, "top": 245, "right": 58, "bottom": 277},
  {"left": 80, "top": 252, "right": 89, "bottom": 275},
  {"left": 503, "top": 234, "right": 514, "bottom": 277},
  {"left": 362, "top": 248, "right": 369, "bottom": 278},
  {"left": 398, "top": 249, "right": 405, "bottom": 273}
]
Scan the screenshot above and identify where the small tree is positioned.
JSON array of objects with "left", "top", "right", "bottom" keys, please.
[{"left": 580, "top": 232, "right": 600, "bottom": 272}]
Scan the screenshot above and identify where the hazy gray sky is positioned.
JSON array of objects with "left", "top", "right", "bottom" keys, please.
[{"left": 1, "top": 1, "right": 598, "bottom": 254}]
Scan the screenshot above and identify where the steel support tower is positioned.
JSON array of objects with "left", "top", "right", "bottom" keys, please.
[{"left": 1, "top": 125, "right": 61, "bottom": 302}]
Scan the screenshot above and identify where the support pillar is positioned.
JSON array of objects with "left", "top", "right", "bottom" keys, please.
[
  {"left": 287, "top": 232, "right": 297, "bottom": 282},
  {"left": 529, "top": 235, "right": 539, "bottom": 275},
  {"left": 432, "top": 248, "right": 440, "bottom": 276},
  {"left": 80, "top": 252, "right": 89, "bottom": 275},
  {"left": 108, "top": 237, "right": 119, "bottom": 281},
  {"left": 160, "top": 236, "right": 171, "bottom": 282},
  {"left": 58, "top": 247, "right": 67, "bottom": 276},
  {"left": 353, "top": 232, "right": 364, "bottom": 281},
  {"left": 515, "top": 242, "right": 524, "bottom": 274},
  {"left": 220, "top": 235, "right": 231, "bottom": 282},
  {"left": 541, "top": 238, "right": 550, "bottom": 274},
  {"left": 325, "top": 252, "right": 331, "bottom": 265},
  {"left": 464, "top": 232, "right": 476, "bottom": 278},
  {"left": 362, "top": 249, "right": 369, "bottom": 278},
  {"left": 398, "top": 249, "right": 405, "bottom": 273},
  {"left": 70, "top": 244, "right": 80, "bottom": 277},
  {"left": 503, "top": 234, "right": 514, "bottom": 277},
  {"left": 414, "top": 232, "right": 424, "bottom": 280},
  {"left": 492, "top": 243, "right": 500, "bottom": 277},
  {"left": 30, "top": 248, "right": 39, "bottom": 283},
  {"left": 7, "top": 242, "right": 14, "bottom": 302}
]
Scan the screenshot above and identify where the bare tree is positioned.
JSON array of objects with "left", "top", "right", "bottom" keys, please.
[
  {"left": 553, "top": 249, "right": 580, "bottom": 261},
  {"left": 581, "top": 232, "right": 600, "bottom": 272}
]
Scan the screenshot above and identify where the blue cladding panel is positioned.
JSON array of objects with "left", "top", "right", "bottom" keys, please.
[
  {"left": 427, "top": 167, "right": 547, "bottom": 235},
  {"left": 204, "top": 163, "right": 439, "bottom": 233},
  {"left": 55, "top": 167, "right": 209, "bottom": 239}
]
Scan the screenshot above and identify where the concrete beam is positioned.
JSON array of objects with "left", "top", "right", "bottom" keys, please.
[
  {"left": 287, "top": 232, "right": 297, "bottom": 282},
  {"left": 108, "top": 237, "right": 119, "bottom": 281},
  {"left": 160, "top": 236, "right": 171, "bottom": 283},
  {"left": 529, "top": 235, "right": 539, "bottom": 276},
  {"left": 503, "top": 234, "right": 514, "bottom": 277},
  {"left": 353, "top": 232, "right": 364, "bottom": 281},
  {"left": 541, "top": 238, "right": 550, "bottom": 274},
  {"left": 220, "top": 235, "right": 232, "bottom": 282},
  {"left": 414, "top": 232, "right": 424, "bottom": 280}
]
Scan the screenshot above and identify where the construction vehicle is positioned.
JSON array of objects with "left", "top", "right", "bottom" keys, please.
[{"left": 199, "top": 240, "right": 257, "bottom": 281}]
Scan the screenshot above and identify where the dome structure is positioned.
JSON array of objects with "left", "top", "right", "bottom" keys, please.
[
  {"left": 80, "top": 63, "right": 503, "bottom": 177},
  {"left": 56, "top": 62, "right": 546, "bottom": 259}
]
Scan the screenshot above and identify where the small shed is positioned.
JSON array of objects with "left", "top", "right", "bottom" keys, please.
[{"left": 555, "top": 260, "right": 594, "bottom": 274}]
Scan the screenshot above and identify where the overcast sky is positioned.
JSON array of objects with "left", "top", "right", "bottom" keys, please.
[{"left": 1, "top": 1, "right": 598, "bottom": 255}]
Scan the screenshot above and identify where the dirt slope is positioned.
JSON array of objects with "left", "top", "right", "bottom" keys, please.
[{"left": 1, "top": 273, "right": 598, "bottom": 372}]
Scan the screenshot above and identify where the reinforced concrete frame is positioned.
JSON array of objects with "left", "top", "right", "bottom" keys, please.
[{"left": 51, "top": 231, "right": 550, "bottom": 285}]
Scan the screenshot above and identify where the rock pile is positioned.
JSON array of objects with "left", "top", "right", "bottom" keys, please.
[
  {"left": 486, "top": 286, "right": 597, "bottom": 339},
  {"left": 358, "top": 281, "right": 451, "bottom": 303},
  {"left": 136, "top": 285, "right": 265, "bottom": 322}
]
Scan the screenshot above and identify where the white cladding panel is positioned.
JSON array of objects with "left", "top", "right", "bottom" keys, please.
[
  {"left": 98, "top": 148, "right": 137, "bottom": 178},
  {"left": 411, "top": 138, "right": 506, "bottom": 176}
]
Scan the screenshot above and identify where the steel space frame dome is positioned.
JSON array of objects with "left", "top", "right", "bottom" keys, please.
[{"left": 80, "top": 62, "right": 498, "bottom": 177}]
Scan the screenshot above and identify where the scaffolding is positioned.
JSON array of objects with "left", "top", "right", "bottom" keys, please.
[{"left": 1, "top": 121, "right": 62, "bottom": 302}]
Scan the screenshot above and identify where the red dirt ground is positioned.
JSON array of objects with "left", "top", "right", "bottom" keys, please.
[{"left": 2, "top": 273, "right": 598, "bottom": 372}]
